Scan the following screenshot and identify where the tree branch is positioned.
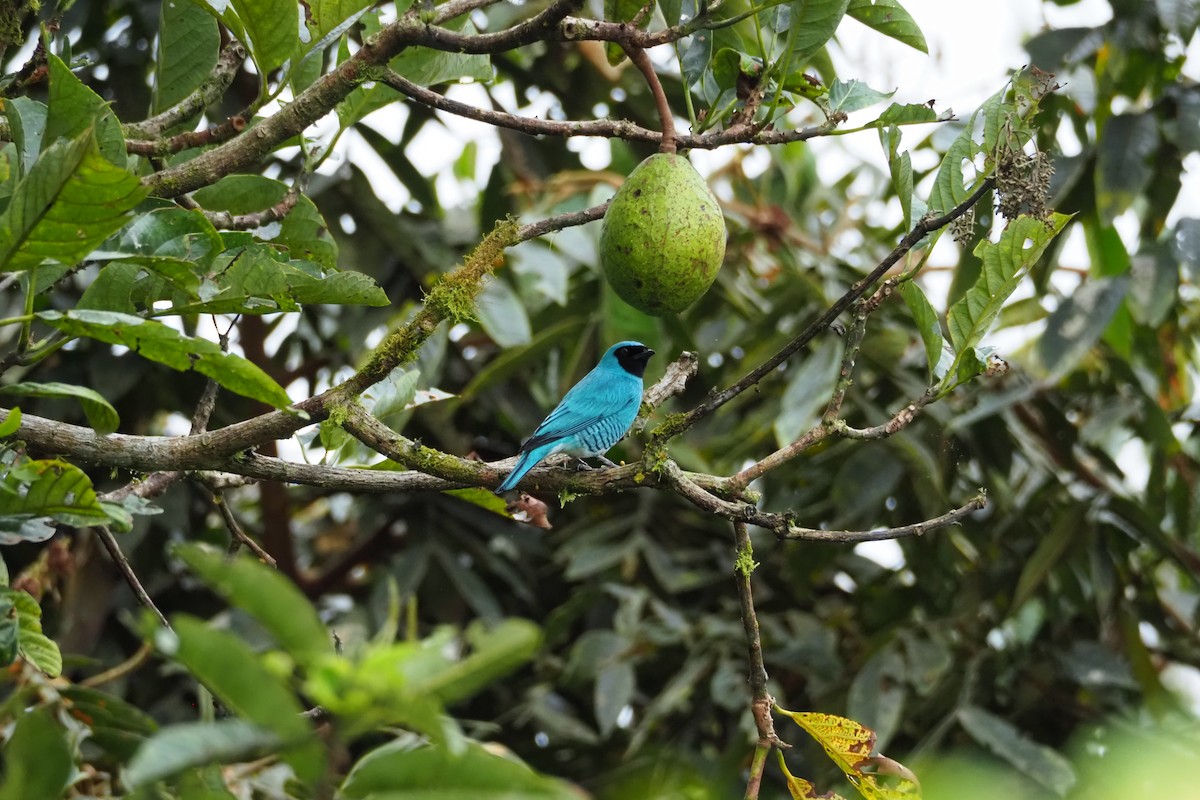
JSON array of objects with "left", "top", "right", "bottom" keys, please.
[
  {"left": 655, "top": 178, "right": 996, "bottom": 441},
  {"left": 124, "top": 41, "right": 247, "bottom": 140},
  {"left": 143, "top": 0, "right": 587, "bottom": 197}
]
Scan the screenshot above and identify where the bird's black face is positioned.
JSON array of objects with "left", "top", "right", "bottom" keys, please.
[{"left": 614, "top": 344, "right": 655, "bottom": 377}]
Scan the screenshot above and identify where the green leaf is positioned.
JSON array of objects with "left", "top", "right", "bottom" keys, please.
[
  {"left": 1012, "top": 504, "right": 1088, "bottom": 611},
  {"left": 0, "top": 407, "right": 21, "bottom": 438},
  {"left": 0, "top": 133, "right": 148, "bottom": 272},
  {"left": 9, "top": 581, "right": 63, "bottom": 676},
  {"left": 0, "top": 596, "right": 17, "bottom": 666},
  {"left": 864, "top": 102, "right": 939, "bottom": 129},
  {"left": 154, "top": 0, "right": 221, "bottom": 114},
  {"left": 0, "top": 709, "right": 72, "bottom": 800},
  {"left": 191, "top": 175, "right": 339, "bottom": 267},
  {"left": 418, "top": 618, "right": 541, "bottom": 705},
  {"left": 174, "top": 543, "right": 332, "bottom": 667},
  {"left": 1096, "top": 113, "right": 1159, "bottom": 224},
  {"left": 102, "top": 205, "right": 224, "bottom": 261},
  {"left": 1036, "top": 275, "right": 1129, "bottom": 379},
  {"left": 2, "top": 98, "right": 48, "bottom": 174},
  {"left": 946, "top": 214, "right": 1070, "bottom": 356},
  {"left": 604, "top": 0, "right": 652, "bottom": 65},
  {"left": 827, "top": 78, "right": 895, "bottom": 114},
  {"left": 340, "top": 740, "right": 581, "bottom": 799},
  {"left": 476, "top": 278, "right": 532, "bottom": 348},
  {"left": 165, "top": 246, "right": 387, "bottom": 315},
  {"left": 44, "top": 53, "right": 126, "bottom": 165},
  {"left": 773, "top": 338, "right": 842, "bottom": 445},
  {"left": 390, "top": 17, "right": 493, "bottom": 86},
  {"left": 0, "top": 381, "right": 119, "bottom": 435},
  {"left": 847, "top": 0, "right": 928, "bottom": 53},
  {"left": 227, "top": 0, "right": 299, "bottom": 76},
  {"left": 59, "top": 686, "right": 158, "bottom": 760},
  {"left": 307, "top": 0, "right": 380, "bottom": 40},
  {"left": 928, "top": 122, "right": 980, "bottom": 216},
  {"left": 595, "top": 661, "right": 635, "bottom": 736},
  {"left": 36, "top": 310, "right": 292, "bottom": 408},
  {"left": 846, "top": 643, "right": 906, "bottom": 751},
  {"left": 163, "top": 615, "right": 325, "bottom": 785},
  {"left": 957, "top": 705, "right": 1076, "bottom": 795},
  {"left": 899, "top": 280, "right": 950, "bottom": 381},
  {"left": 784, "top": 0, "right": 852, "bottom": 69},
  {"left": 891, "top": 148, "right": 915, "bottom": 228},
  {"left": 125, "top": 720, "right": 282, "bottom": 788},
  {"left": 0, "top": 457, "right": 108, "bottom": 529},
  {"left": 17, "top": 630, "right": 62, "bottom": 677}
]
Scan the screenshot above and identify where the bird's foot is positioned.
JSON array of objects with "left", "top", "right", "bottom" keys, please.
[
  {"left": 596, "top": 455, "right": 619, "bottom": 468},
  {"left": 574, "top": 459, "right": 595, "bottom": 471}
]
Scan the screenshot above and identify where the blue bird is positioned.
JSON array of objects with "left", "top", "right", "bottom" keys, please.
[{"left": 495, "top": 341, "right": 655, "bottom": 494}]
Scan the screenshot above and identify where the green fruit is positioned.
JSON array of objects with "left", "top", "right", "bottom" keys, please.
[{"left": 599, "top": 153, "right": 727, "bottom": 316}]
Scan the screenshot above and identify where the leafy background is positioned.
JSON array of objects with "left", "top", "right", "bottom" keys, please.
[{"left": 0, "top": 0, "right": 1198, "bottom": 798}]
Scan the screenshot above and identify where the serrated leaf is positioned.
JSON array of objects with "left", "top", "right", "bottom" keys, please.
[
  {"left": 928, "top": 123, "right": 979, "bottom": 216},
  {"left": 847, "top": 0, "right": 928, "bottom": 53},
  {"left": 0, "top": 133, "right": 148, "bottom": 272},
  {"left": 45, "top": 53, "right": 125, "bottom": 165},
  {"left": 0, "top": 382, "right": 119, "bottom": 435},
  {"left": 174, "top": 543, "right": 332, "bottom": 666},
  {"left": 155, "top": 0, "right": 221, "bottom": 114},
  {"left": 163, "top": 615, "right": 325, "bottom": 785},
  {"left": 0, "top": 457, "right": 108, "bottom": 530},
  {"left": 957, "top": 705, "right": 1075, "bottom": 796},
  {"left": 340, "top": 741, "right": 580, "bottom": 799},
  {"left": 191, "top": 175, "right": 338, "bottom": 267},
  {"left": 864, "top": 102, "right": 939, "bottom": 129},
  {"left": 827, "top": 78, "right": 895, "bottom": 114},
  {"left": 125, "top": 720, "right": 282, "bottom": 788},
  {"left": 0, "top": 709, "right": 72, "bottom": 800},
  {"left": 17, "top": 630, "right": 62, "bottom": 677},
  {"left": 36, "top": 309, "right": 292, "bottom": 408},
  {"left": 946, "top": 214, "right": 1070, "bottom": 358},
  {"left": 3, "top": 98, "right": 48, "bottom": 174},
  {"left": 164, "top": 245, "right": 385, "bottom": 315},
  {"left": 899, "top": 281, "right": 950, "bottom": 381}
]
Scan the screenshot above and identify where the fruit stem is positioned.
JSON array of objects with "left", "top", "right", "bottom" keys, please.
[{"left": 625, "top": 45, "right": 677, "bottom": 154}]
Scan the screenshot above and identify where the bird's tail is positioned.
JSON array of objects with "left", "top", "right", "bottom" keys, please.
[{"left": 494, "top": 446, "right": 551, "bottom": 494}]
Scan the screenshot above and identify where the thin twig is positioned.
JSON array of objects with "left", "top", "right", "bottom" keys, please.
[
  {"left": 93, "top": 527, "right": 171, "bottom": 630},
  {"left": 779, "top": 493, "right": 987, "bottom": 541},
  {"left": 213, "top": 490, "right": 277, "bottom": 567},
  {"left": 733, "top": 520, "right": 782, "bottom": 742},
  {"left": 201, "top": 185, "right": 301, "bottom": 231},
  {"left": 80, "top": 643, "right": 154, "bottom": 688},
  {"left": 745, "top": 742, "right": 771, "bottom": 800},
  {"left": 655, "top": 178, "right": 996, "bottom": 442}
]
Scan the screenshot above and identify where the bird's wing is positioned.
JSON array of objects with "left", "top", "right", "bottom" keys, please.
[
  {"left": 519, "top": 365, "right": 641, "bottom": 453},
  {"left": 520, "top": 403, "right": 608, "bottom": 452}
]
